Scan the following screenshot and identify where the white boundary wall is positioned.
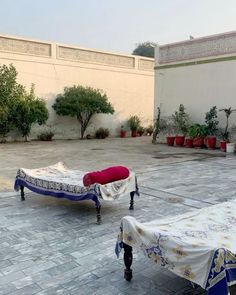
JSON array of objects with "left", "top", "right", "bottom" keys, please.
[
  {"left": 154, "top": 31, "right": 236, "bottom": 135},
  {"left": 0, "top": 34, "right": 154, "bottom": 140}
]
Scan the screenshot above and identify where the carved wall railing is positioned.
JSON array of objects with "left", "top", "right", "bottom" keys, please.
[{"left": 159, "top": 32, "right": 236, "bottom": 64}]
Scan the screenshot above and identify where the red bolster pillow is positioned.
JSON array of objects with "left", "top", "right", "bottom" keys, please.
[{"left": 83, "top": 166, "right": 130, "bottom": 186}]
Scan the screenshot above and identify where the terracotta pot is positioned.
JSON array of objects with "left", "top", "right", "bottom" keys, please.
[
  {"left": 166, "top": 136, "right": 175, "bottom": 146},
  {"left": 185, "top": 138, "right": 193, "bottom": 148},
  {"left": 207, "top": 136, "right": 216, "bottom": 149},
  {"left": 120, "top": 131, "right": 126, "bottom": 138},
  {"left": 175, "top": 136, "right": 185, "bottom": 146},
  {"left": 131, "top": 130, "right": 137, "bottom": 137},
  {"left": 220, "top": 141, "right": 226, "bottom": 152},
  {"left": 193, "top": 137, "right": 204, "bottom": 148}
]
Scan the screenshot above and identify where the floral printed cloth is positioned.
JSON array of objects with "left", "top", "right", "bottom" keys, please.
[
  {"left": 116, "top": 201, "right": 236, "bottom": 295},
  {"left": 14, "top": 162, "right": 138, "bottom": 207}
]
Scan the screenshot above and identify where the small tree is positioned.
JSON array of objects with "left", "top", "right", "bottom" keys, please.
[
  {"left": 53, "top": 85, "right": 114, "bottom": 139},
  {"left": 205, "top": 106, "right": 219, "bottom": 136},
  {"left": 0, "top": 106, "right": 11, "bottom": 142},
  {"left": 172, "top": 104, "right": 190, "bottom": 136},
  {"left": 132, "top": 42, "right": 157, "bottom": 58},
  {"left": 12, "top": 85, "right": 49, "bottom": 141},
  {"left": 0, "top": 64, "right": 25, "bottom": 140}
]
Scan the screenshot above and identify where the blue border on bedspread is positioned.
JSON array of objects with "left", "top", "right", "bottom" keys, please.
[{"left": 14, "top": 178, "right": 101, "bottom": 207}]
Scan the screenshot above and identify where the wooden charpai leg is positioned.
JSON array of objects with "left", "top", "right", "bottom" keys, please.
[
  {"left": 123, "top": 242, "right": 133, "bottom": 281},
  {"left": 20, "top": 186, "right": 25, "bottom": 201},
  {"left": 129, "top": 191, "right": 134, "bottom": 210},
  {"left": 96, "top": 205, "right": 101, "bottom": 225}
]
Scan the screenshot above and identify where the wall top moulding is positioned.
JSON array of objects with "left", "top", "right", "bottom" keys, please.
[
  {"left": 0, "top": 36, "right": 51, "bottom": 57},
  {"left": 158, "top": 30, "right": 236, "bottom": 64}
]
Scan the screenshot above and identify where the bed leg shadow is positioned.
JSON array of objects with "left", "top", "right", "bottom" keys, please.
[
  {"left": 129, "top": 191, "right": 134, "bottom": 210},
  {"left": 20, "top": 186, "right": 25, "bottom": 201},
  {"left": 123, "top": 242, "right": 133, "bottom": 281},
  {"left": 96, "top": 205, "right": 102, "bottom": 225}
]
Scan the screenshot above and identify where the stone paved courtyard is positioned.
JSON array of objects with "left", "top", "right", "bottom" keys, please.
[{"left": 1, "top": 137, "right": 236, "bottom": 294}]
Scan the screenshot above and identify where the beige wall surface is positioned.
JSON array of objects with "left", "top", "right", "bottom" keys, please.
[
  {"left": 0, "top": 35, "right": 154, "bottom": 140},
  {"left": 155, "top": 31, "right": 236, "bottom": 133}
]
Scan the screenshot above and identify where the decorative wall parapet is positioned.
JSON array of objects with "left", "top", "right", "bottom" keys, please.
[
  {"left": 0, "top": 36, "right": 51, "bottom": 57},
  {"left": 0, "top": 34, "right": 154, "bottom": 71},
  {"left": 138, "top": 58, "right": 154, "bottom": 71},
  {"left": 57, "top": 46, "right": 135, "bottom": 68},
  {"left": 158, "top": 31, "right": 236, "bottom": 64}
]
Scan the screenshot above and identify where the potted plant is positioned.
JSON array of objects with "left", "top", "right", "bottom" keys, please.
[
  {"left": 146, "top": 125, "right": 154, "bottom": 136},
  {"left": 152, "top": 107, "right": 167, "bottom": 144},
  {"left": 137, "top": 126, "right": 145, "bottom": 136},
  {"left": 219, "top": 107, "right": 236, "bottom": 152},
  {"left": 128, "top": 115, "right": 141, "bottom": 137},
  {"left": 120, "top": 125, "right": 126, "bottom": 138},
  {"left": 188, "top": 124, "right": 208, "bottom": 148},
  {"left": 164, "top": 117, "right": 177, "bottom": 146},
  {"left": 205, "top": 106, "right": 219, "bottom": 149},
  {"left": 172, "top": 104, "right": 190, "bottom": 146}
]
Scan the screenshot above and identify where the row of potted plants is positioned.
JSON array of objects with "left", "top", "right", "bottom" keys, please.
[
  {"left": 120, "top": 116, "right": 153, "bottom": 138},
  {"left": 160, "top": 105, "right": 236, "bottom": 151}
]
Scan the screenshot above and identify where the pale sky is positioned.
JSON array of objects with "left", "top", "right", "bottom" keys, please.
[{"left": 1, "top": 0, "right": 236, "bottom": 54}]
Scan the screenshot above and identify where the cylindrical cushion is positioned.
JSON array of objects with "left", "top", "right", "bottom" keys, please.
[{"left": 83, "top": 166, "right": 130, "bottom": 186}]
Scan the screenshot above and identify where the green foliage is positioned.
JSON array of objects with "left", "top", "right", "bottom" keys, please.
[
  {"left": 219, "top": 107, "right": 236, "bottom": 142},
  {"left": 0, "top": 64, "right": 25, "bottom": 140},
  {"left": 188, "top": 124, "right": 208, "bottom": 138},
  {"left": 12, "top": 85, "right": 49, "bottom": 141},
  {"left": 95, "top": 127, "right": 110, "bottom": 139},
  {"left": 137, "top": 126, "right": 145, "bottom": 136},
  {"left": 52, "top": 85, "right": 114, "bottom": 139},
  {"left": 132, "top": 42, "right": 157, "bottom": 58},
  {"left": 172, "top": 104, "right": 190, "bottom": 135},
  {"left": 152, "top": 107, "right": 167, "bottom": 143},
  {"left": 0, "top": 106, "right": 10, "bottom": 142},
  {"left": 205, "top": 106, "right": 218, "bottom": 135},
  {"left": 38, "top": 130, "right": 54, "bottom": 141},
  {"left": 128, "top": 115, "right": 141, "bottom": 131},
  {"left": 146, "top": 125, "right": 154, "bottom": 136}
]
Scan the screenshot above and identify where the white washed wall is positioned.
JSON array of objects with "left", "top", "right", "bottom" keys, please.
[
  {"left": 0, "top": 35, "right": 154, "bottom": 140},
  {"left": 155, "top": 31, "right": 236, "bottom": 137}
]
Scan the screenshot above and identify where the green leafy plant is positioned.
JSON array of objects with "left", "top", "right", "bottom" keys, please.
[
  {"left": 137, "top": 126, "right": 145, "bottom": 136},
  {"left": 95, "top": 127, "right": 110, "bottom": 139},
  {"left": 146, "top": 125, "right": 154, "bottom": 136},
  {"left": 132, "top": 42, "right": 157, "bottom": 58},
  {"left": 53, "top": 85, "right": 114, "bottom": 139},
  {"left": 152, "top": 107, "right": 167, "bottom": 143},
  {"left": 219, "top": 107, "right": 236, "bottom": 142},
  {"left": 37, "top": 126, "right": 55, "bottom": 141},
  {"left": 188, "top": 124, "right": 208, "bottom": 139},
  {"left": 172, "top": 104, "right": 190, "bottom": 136},
  {"left": 12, "top": 85, "right": 49, "bottom": 141},
  {"left": 128, "top": 115, "right": 141, "bottom": 131},
  {"left": 205, "top": 106, "right": 219, "bottom": 136},
  {"left": 0, "top": 64, "right": 25, "bottom": 140}
]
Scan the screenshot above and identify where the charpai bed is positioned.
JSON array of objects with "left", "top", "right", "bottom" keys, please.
[
  {"left": 14, "top": 162, "right": 139, "bottom": 224},
  {"left": 116, "top": 201, "right": 236, "bottom": 295}
]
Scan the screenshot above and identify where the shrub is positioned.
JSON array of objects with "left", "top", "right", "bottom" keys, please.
[
  {"left": 146, "top": 125, "right": 154, "bottom": 136},
  {"left": 128, "top": 115, "right": 141, "bottom": 131},
  {"left": 172, "top": 104, "right": 190, "bottom": 136},
  {"left": 137, "top": 126, "right": 145, "bottom": 136},
  {"left": 95, "top": 128, "right": 110, "bottom": 139},
  {"left": 37, "top": 127, "right": 55, "bottom": 141},
  {"left": 188, "top": 124, "right": 208, "bottom": 138},
  {"left": 12, "top": 85, "right": 49, "bottom": 141},
  {"left": 205, "top": 106, "right": 219, "bottom": 136}
]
